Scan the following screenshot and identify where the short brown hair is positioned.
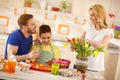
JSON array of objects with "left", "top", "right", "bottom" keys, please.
[
  {"left": 18, "top": 14, "right": 33, "bottom": 29},
  {"left": 39, "top": 24, "right": 51, "bottom": 36}
]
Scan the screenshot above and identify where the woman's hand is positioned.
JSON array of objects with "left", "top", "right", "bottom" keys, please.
[
  {"left": 85, "top": 39, "right": 103, "bottom": 48},
  {"left": 70, "top": 45, "right": 74, "bottom": 52},
  {"left": 85, "top": 39, "right": 91, "bottom": 43}
]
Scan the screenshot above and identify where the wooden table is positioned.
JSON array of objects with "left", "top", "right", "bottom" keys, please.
[{"left": 0, "top": 70, "right": 105, "bottom": 80}]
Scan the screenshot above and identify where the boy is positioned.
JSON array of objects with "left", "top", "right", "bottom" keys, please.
[{"left": 31, "top": 24, "right": 60, "bottom": 65}]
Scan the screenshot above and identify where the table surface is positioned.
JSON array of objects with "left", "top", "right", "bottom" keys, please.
[{"left": 0, "top": 70, "right": 105, "bottom": 80}]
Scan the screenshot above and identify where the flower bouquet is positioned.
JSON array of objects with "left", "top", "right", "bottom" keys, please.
[
  {"left": 67, "top": 37, "right": 107, "bottom": 58},
  {"left": 67, "top": 37, "right": 107, "bottom": 73}
]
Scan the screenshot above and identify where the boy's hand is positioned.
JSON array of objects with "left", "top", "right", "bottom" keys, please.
[{"left": 46, "top": 60, "right": 52, "bottom": 66}]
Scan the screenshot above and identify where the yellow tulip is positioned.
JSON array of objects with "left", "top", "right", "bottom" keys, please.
[
  {"left": 64, "top": 43, "right": 69, "bottom": 46},
  {"left": 94, "top": 50, "right": 99, "bottom": 57},
  {"left": 85, "top": 43, "right": 89, "bottom": 48}
]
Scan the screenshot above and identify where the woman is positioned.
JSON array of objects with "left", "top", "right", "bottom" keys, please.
[{"left": 80, "top": 4, "right": 113, "bottom": 71}]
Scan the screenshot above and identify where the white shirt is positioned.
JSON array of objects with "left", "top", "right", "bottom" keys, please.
[{"left": 84, "top": 24, "right": 113, "bottom": 71}]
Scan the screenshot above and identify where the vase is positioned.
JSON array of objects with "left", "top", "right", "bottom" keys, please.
[{"left": 76, "top": 57, "right": 88, "bottom": 73}]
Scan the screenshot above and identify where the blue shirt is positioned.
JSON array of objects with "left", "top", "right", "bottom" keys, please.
[{"left": 4, "top": 29, "right": 33, "bottom": 59}]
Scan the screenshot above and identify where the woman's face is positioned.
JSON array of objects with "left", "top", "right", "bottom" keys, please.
[
  {"left": 40, "top": 32, "right": 52, "bottom": 45},
  {"left": 89, "top": 9, "right": 97, "bottom": 25}
]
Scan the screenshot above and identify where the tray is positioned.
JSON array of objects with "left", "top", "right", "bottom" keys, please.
[{"left": 30, "top": 63, "right": 51, "bottom": 72}]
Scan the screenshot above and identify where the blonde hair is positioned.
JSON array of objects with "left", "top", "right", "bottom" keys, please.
[{"left": 89, "top": 4, "right": 108, "bottom": 29}]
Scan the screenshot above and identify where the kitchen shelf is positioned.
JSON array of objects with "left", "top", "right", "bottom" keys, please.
[{"left": 24, "top": 0, "right": 72, "bottom": 13}]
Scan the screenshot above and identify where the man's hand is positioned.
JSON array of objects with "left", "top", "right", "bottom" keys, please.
[
  {"left": 28, "top": 50, "right": 40, "bottom": 59},
  {"left": 33, "top": 39, "right": 40, "bottom": 45}
]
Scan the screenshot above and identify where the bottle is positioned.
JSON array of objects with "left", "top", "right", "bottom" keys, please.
[{"left": 39, "top": 0, "right": 47, "bottom": 10}]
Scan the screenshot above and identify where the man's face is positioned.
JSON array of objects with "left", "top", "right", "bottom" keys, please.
[
  {"left": 27, "top": 18, "right": 37, "bottom": 34},
  {"left": 40, "top": 32, "right": 52, "bottom": 45}
]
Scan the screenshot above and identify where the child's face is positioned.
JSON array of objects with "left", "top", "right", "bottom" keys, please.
[{"left": 40, "top": 32, "right": 52, "bottom": 45}]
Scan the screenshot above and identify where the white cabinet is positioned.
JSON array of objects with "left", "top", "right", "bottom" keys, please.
[
  {"left": 115, "top": 51, "right": 120, "bottom": 80},
  {"left": 0, "top": 34, "right": 8, "bottom": 56},
  {"left": 0, "top": 38, "right": 6, "bottom": 56},
  {"left": 103, "top": 53, "right": 119, "bottom": 80}
]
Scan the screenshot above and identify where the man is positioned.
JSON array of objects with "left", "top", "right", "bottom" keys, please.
[{"left": 4, "top": 14, "right": 40, "bottom": 61}]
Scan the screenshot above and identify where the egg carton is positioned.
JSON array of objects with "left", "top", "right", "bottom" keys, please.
[
  {"left": 58, "top": 69, "right": 81, "bottom": 77},
  {"left": 16, "top": 62, "right": 31, "bottom": 71}
]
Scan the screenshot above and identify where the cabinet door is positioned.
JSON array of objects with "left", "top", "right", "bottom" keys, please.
[
  {"left": 0, "top": 39, "right": 6, "bottom": 56},
  {"left": 115, "top": 51, "right": 120, "bottom": 80},
  {"left": 104, "top": 53, "right": 119, "bottom": 80}
]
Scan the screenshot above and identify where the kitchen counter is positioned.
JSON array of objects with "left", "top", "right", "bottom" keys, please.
[
  {"left": 0, "top": 33, "right": 9, "bottom": 40},
  {"left": 0, "top": 70, "right": 105, "bottom": 80},
  {"left": 110, "top": 38, "right": 120, "bottom": 47},
  {"left": 54, "top": 38, "right": 120, "bottom": 54},
  {"left": 108, "top": 38, "right": 120, "bottom": 54},
  {"left": 0, "top": 33, "right": 120, "bottom": 54}
]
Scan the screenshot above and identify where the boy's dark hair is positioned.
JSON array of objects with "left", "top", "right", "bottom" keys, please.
[
  {"left": 39, "top": 24, "right": 51, "bottom": 35},
  {"left": 18, "top": 14, "right": 33, "bottom": 29}
]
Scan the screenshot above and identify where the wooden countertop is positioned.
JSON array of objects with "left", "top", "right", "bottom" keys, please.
[{"left": 0, "top": 70, "right": 105, "bottom": 80}]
